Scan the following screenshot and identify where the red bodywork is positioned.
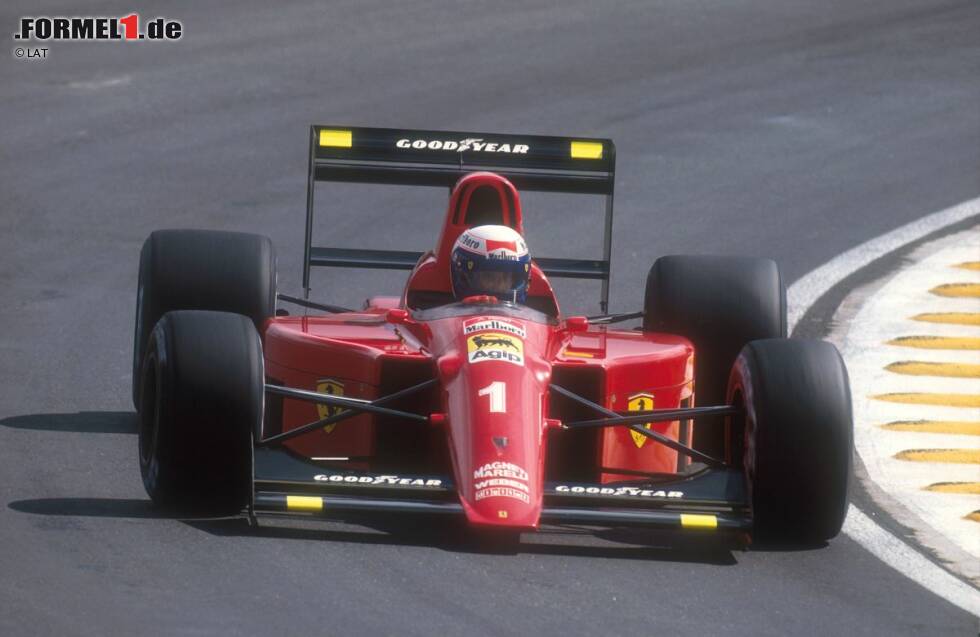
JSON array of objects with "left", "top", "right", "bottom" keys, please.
[{"left": 263, "top": 173, "right": 693, "bottom": 530}]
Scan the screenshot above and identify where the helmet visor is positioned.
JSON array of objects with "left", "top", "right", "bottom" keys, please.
[{"left": 467, "top": 270, "right": 523, "bottom": 295}]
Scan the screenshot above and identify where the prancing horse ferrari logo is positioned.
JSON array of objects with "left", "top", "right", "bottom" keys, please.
[
  {"left": 627, "top": 393, "right": 655, "bottom": 448},
  {"left": 472, "top": 335, "right": 518, "bottom": 350},
  {"left": 315, "top": 379, "right": 345, "bottom": 434}
]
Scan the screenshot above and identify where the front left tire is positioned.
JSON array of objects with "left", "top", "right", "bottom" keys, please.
[{"left": 139, "top": 310, "right": 263, "bottom": 514}]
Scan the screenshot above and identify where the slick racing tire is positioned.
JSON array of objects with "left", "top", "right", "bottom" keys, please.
[
  {"left": 727, "top": 339, "right": 852, "bottom": 543},
  {"left": 643, "top": 255, "right": 785, "bottom": 458},
  {"left": 138, "top": 310, "right": 263, "bottom": 514},
  {"left": 132, "top": 229, "right": 276, "bottom": 408}
]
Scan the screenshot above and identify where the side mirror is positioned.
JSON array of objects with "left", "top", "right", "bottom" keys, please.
[
  {"left": 565, "top": 316, "right": 589, "bottom": 332},
  {"left": 386, "top": 308, "right": 410, "bottom": 324}
]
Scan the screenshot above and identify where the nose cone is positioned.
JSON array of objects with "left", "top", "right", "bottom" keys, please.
[
  {"left": 433, "top": 315, "right": 552, "bottom": 529},
  {"left": 463, "top": 460, "right": 539, "bottom": 529}
]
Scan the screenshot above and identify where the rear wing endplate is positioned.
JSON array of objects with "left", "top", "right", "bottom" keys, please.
[{"left": 304, "top": 126, "right": 617, "bottom": 311}]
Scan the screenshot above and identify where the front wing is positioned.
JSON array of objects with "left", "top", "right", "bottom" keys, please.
[{"left": 250, "top": 447, "right": 751, "bottom": 533}]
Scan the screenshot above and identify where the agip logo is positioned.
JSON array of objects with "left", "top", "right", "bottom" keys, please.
[{"left": 467, "top": 333, "right": 524, "bottom": 366}]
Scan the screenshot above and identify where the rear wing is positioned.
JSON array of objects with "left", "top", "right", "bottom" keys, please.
[{"left": 304, "top": 126, "right": 617, "bottom": 311}]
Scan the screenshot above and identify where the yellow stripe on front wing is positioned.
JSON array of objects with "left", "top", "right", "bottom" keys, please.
[
  {"left": 680, "top": 514, "right": 718, "bottom": 529},
  {"left": 286, "top": 495, "right": 323, "bottom": 512},
  {"left": 570, "top": 140, "right": 603, "bottom": 159},
  {"left": 318, "top": 129, "right": 353, "bottom": 148}
]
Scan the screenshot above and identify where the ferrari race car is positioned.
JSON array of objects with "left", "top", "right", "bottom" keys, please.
[{"left": 132, "top": 126, "right": 852, "bottom": 543}]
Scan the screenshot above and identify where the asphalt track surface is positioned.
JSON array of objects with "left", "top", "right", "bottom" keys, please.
[{"left": 2, "top": 1, "right": 979, "bottom": 635}]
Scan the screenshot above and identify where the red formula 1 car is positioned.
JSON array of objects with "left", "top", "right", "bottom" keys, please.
[{"left": 132, "top": 126, "right": 852, "bottom": 543}]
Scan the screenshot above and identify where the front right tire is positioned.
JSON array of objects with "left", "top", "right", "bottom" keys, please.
[
  {"left": 132, "top": 229, "right": 276, "bottom": 408},
  {"left": 728, "top": 338, "right": 853, "bottom": 542}
]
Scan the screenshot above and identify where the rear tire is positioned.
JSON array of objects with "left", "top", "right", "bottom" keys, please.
[
  {"left": 132, "top": 229, "right": 276, "bottom": 408},
  {"left": 643, "top": 255, "right": 785, "bottom": 457},
  {"left": 727, "top": 339, "right": 852, "bottom": 542},
  {"left": 138, "top": 310, "right": 263, "bottom": 514}
]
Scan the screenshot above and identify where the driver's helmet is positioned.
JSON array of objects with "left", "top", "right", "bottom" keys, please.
[{"left": 450, "top": 225, "right": 531, "bottom": 303}]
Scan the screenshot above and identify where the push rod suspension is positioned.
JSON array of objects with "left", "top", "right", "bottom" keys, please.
[
  {"left": 584, "top": 310, "right": 644, "bottom": 324},
  {"left": 259, "top": 379, "right": 436, "bottom": 446},
  {"left": 549, "top": 384, "right": 729, "bottom": 468},
  {"left": 565, "top": 405, "right": 740, "bottom": 429},
  {"left": 277, "top": 293, "right": 353, "bottom": 314}
]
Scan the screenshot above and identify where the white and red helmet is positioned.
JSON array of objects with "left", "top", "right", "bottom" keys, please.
[{"left": 450, "top": 225, "right": 531, "bottom": 303}]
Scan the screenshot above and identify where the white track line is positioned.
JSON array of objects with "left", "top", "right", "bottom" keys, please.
[
  {"left": 787, "top": 196, "right": 980, "bottom": 617},
  {"left": 841, "top": 232, "right": 980, "bottom": 575},
  {"left": 787, "top": 198, "right": 980, "bottom": 330}
]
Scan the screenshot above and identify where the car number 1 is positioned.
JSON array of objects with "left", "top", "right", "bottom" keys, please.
[{"left": 478, "top": 381, "right": 506, "bottom": 413}]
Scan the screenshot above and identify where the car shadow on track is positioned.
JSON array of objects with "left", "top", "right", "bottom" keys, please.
[
  {"left": 6, "top": 496, "right": 827, "bottom": 556},
  {"left": 6, "top": 496, "right": 739, "bottom": 565},
  {"left": 3, "top": 413, "right": 812, "bottom": 560},
  {"left": 8, "top": 497, "right": 168, "bottom": 519},
  {"left": 747, "top": 538, "right": 830, "bottom": 552},
  {"left": 0, "top": 411, "right": 136, "bottom": 434},
  {"left": 3, "top": 412, "right": 825, "bottom": 559},
  {"left": 187, "top": 515, "right": 741, "bottom": 565}
]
